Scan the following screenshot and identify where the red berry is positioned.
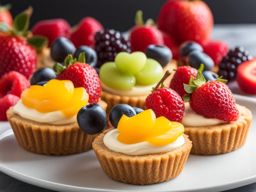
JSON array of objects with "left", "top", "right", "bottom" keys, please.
[
  {"left": 158, "top": 0, "right": 213, "bottom": 45},
  {"left": 32, "top": 19, "right": 71, "bottom": 46},
  {"left": 57, "top": 63, "right": 101, "bottom": 103},
  {"left": 170, "top": 66, "right": 197, "bottom": 97},
  {"left": 145, "top": 88, "right": 185, "bottom": 122},
  {"left": 0, "top": 35, "right": 37, "bottom": 79},
  {"left": 130, "top": 26, "right": 163, "bottom": 52},
  {"left": 70, "top": 17, "right": 103, "bottom": 48},
  {"left": 162, "top": 32, "right": 179, "bottom": 59},
  {"left": 0, "top": 6, "right": 13, "bottom": 27},
  {"left": 0, "top": 71, "right": 30, "bottom": 98},
  {"left": 237, "top": 59, "right": 256, "bottom": 94},
  {"left": 203, "top": 40, "right": 229, "bottom": 65},
  {"left": 0, "top": 94, "right": 19, "bottom": 121},
  {"left": 190, "top": 81, "right": 239, "bottom": 121}
]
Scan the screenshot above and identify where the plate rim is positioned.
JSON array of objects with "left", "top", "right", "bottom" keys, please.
[{"left": 0, "top": 94, "right": 255, "bottom": 192}]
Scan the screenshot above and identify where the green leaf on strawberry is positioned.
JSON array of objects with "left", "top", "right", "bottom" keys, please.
[
  {"left": 13, "top": 7, "right": 32, "bottom": 36},
  {"left": 27, "top": 35, "right": 48, "bottom": 51}
]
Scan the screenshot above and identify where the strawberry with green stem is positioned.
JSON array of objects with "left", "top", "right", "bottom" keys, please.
[
  {"left": 184, "top": 64, "right": 238, "bottom": 121},
  {"left": 0, "top": 7, "right": 47, "bottom": 78}
]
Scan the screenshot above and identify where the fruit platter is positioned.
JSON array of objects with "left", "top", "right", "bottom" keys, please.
[{"left": 0, "top": 1, "right": 256, "bottom": 192}]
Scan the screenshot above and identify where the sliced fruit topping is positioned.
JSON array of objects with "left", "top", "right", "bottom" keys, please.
[
  {"left": 117, "top": 109, "right": 184, "bottom": 146},
  {"left": 21, "top": 79, "right": 88, "bottom": 117},
  {"left": 115, "top": 52, "right": 146, "bottom": 75},
  {"left": 135, "top": 58, "right": 163, "bottom": 85},
  {"left": 77, "top": 104, "right": 107, "bottom": 135},
  {"left": 237, "top": 59, "right": 256, "bottom": 94},
  {"left": 100, "top": 62, "right": 136, "bottom": 90}
]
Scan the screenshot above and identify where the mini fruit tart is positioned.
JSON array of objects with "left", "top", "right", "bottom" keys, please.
[
  {"left": 93, "top": 107, "right": 192, "bottom": 185},
  {"left": 181, "top": 65, "right": 252, "bottom": 155},
  {"left": 7, "top": 79, "right": 107, "bottom": 155},
  {"left": 100, "top": 49, "right": 175, "bottom": 111}
]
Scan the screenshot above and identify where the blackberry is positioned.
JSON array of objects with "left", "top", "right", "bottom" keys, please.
[
  {"left": 218, "top": 47, "right": 252, "bottom": 82},
  {"left": 95, "top": 29, "right": 131, "bottom": 67}
]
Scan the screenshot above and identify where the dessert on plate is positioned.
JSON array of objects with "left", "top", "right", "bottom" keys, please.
[
  {"left": 7, "top": 79, "right": 107, "bottom": 155},
  {"left": 93, "top": 106, "right": 192, "bottom": 185},
  {"left": 170, "top": 65, "right": 253, "bottom": 155}
]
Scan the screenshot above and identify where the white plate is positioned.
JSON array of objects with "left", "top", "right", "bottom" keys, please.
[{"left": 0, "top": 95, "right": 255, "bottom": 192}]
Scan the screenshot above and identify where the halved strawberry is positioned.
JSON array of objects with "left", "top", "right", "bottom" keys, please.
[{"left": 237, "top": 59, "right": 256, "bottom": 94}]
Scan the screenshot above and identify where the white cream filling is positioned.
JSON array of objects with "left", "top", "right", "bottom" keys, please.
[
  {"left": 13, "top": 100, "right": 76, "bottom": 125},
  {"left": 102, "top": 82, "right": 155, "bottom": 96},
  {"left": 103, "top": 129, "right": 185, "bottom": 156},
  {"left": 182, "top": 103, "right": 226, "bottom": 127}
]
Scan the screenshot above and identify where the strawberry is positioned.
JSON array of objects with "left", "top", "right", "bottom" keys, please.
[
  {"left": 184, "top": 65, "right": 238, "bottom": 121},
  {"left": 162, "top": 31, "right": 179, "bottom": 59},
  {"left": 157, "top": 0, "right": 213, "bottom": 45},
  {"left": 170, "top": 66, "right": 197, "bottom": 98},
  {"left": 32, "top": 18, "right": 71, "bottom": 46},
  {"left": 0, "top": 8, "right": 47, "bottom": 79},
  {"left": 0, "top": 5, "right": 13, "bottom": 27},
  {"left": 237, "top": 59, "right": 256, "bottom": 94},
  {"left": 70, "top": 17, "right": 103, "bottom": 48},
  {"left": 0, "top": 71, "right": 30, "bottom": 98},
  {"left": 145, "top": 71, "right": 185, "bottom": 121},
  {"left": 203, "top": 40, "right": 229, "bottom": 65},
  {"left": 55, "top": 54, "right": 101, "bottom": 103},
  {"left": 0, "top": 94, "right": 19, "bottom": 121},
  {"left": 130, "top": 10, "right": 163, "bottom": 52}
]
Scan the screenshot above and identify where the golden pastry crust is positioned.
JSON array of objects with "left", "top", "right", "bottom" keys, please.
[
  {"left": 92, "top": 130, "right": 192, "bottom": 185},
  {"left": 7, "top": 100, "right": 107, "bottom": 156},
  {"left": 36, "top": 47, "right": 55, "bottom": 69},
  {"left": 101, "top": 61, "right": 177, "bottom": 111},
  {"left": 185, "top": 105, "right": 252, "bottom": 155}
]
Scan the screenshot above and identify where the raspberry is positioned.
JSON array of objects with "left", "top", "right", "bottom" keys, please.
[
  {"left": 170, "top": 66, "right": 197, "bottom": 98},
  {"left": 145, "top": 88, "right": 185, "bottom": 122},
  {"left": 94, "top": 29, "right": 131, "bottom": 67},
  {"left": 218, "top": 47, "right": 252, "bottom": 82},
  {"left": 0, "top": 71, "right": 30, "bottom": 98},
  {"left": 0, "top": 94, "right": 19, "bottom": 121},
  {"left": 203, "top": 40, "right": 229, "bottom": 65}
]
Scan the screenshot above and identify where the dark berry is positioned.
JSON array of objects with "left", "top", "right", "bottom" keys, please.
[
  {"left": 145, "top": 45, "right": 172, "bottom": 67},
  {"left": 77, "top": 104, "right": 107, "bottom": 135},
  {"left": 37, "top": 81, "right": 48, "bottom": 86},
  {"left": 203, "top": 71, "right": 218, "bottom": 81},
  {"left": 30, "top": 68, "right": 56, "bottom": 85},
  {"left": 133, "top": 107, "right": 144, "bottom": 114},
  {"left": 188, "top": 51, "right": 214, "bottom": 71},
  {"left": 74, "top": 46, "right": 97, "bottom": 67},
  {"left": 179, "top": 41, "right": 203, "bottom": 57},
  {"left": 109, "top": 104, "right": 136, "bottom": 127},
  {"left": 218, "top": 46, "right": 252, "bottom": 82},
  {"left": 51, "top": 37, "right": 76, "bottom": 62},
  {"left": 94, "top": 29, "right": 131, "bottom": 67}
]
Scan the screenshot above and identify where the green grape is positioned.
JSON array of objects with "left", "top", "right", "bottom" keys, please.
[
  {"left": 115, "top": 52, "right": 146, "bottom": 75},
  {"left": 100, "top": 62, "right": 136, "bottom": 90},
  {"left": 135, "top": 59, "right": 163, "bottom": 85}
]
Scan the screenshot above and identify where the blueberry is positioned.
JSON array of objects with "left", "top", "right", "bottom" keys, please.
[
  {"left": 109, "top": 104, "right": 136, "bottom": 127},
  {"left": 188, "top": 51, "right": 214, "bottom": 71},
  {"left": 203, "top": 71, "right": 219, "bottom": 81},
  {"left": 145, "top": 45, "right": 172, "bottom": 67},
  {"left": 37, "top": 81, "right": 48, "bottom": 86},
  {"left": 179, "top": 41, "right": 203, "bottom": 57},
  {"left": 74, "top": 46, "right": 97, "bottom": 67},
  {"left": 133, "top": 107, "right": 144, "bottom": 114},
  {"left": 77, "top": 104, "right": 107, "bottom": 135},
  {"left": 51, "top": 37, "right": 76, "bottom": 62},
  {"left": 30, "top": 68, "right": 56, "bottom": 85}
]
